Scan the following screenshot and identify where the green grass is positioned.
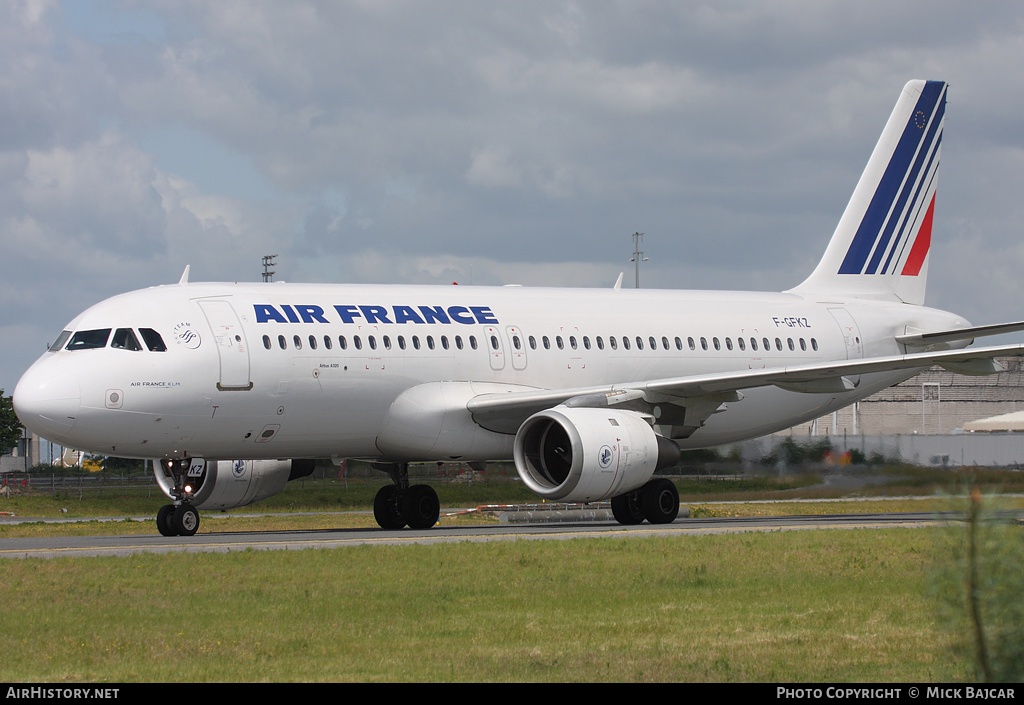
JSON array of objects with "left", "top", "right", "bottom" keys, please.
[
  {"left": 2, "top": 466, "right": 1020, "bottom": 681},
  {"left": 0, "top": 528, "right": 982, "bottom": 682}
]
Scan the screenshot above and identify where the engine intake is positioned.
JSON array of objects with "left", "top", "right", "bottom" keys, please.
[{"left": 513, "top": 406, "right": 679, "bottom": 502}]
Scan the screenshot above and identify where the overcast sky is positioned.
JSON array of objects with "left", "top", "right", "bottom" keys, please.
[{"left": 4, "top": 0, "right": 1024, "bottom": 392}]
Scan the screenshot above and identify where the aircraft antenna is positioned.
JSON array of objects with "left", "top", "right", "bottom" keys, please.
[
  {"left": 630, "top": 232, "right": 648, "bottom": 288},
  {"left": 262, "top": 254, "right": 278, "bottom": 283}
]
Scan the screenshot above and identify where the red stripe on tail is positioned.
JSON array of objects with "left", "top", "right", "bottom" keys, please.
[{"left": 901, "top": 193, "right": 936, "bottom": 276}]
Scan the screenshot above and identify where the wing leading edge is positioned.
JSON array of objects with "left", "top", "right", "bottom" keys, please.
[{"left": 467, "top": 343, "right": 1024, "bottom": 435}]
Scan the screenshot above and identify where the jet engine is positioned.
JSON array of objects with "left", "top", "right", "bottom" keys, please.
[
  {"left": 513, "top": 406, "right": 680, "bottom": 503},
  {"left": 154, "top": 458, "right": 316, "bottom": 511}
]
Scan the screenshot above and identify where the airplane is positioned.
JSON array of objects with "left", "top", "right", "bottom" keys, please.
[{"left": 13, "top": 79, "right": 1024, "bottom": 537}]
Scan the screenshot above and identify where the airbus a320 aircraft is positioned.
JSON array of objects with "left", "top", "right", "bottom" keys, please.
[{"left": 14, "top": 80, "right": 1024, "bottom": 536}]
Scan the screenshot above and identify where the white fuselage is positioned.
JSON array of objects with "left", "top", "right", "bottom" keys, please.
[{"left": 14, "top": 281, "right": 969, "bottom": 462}]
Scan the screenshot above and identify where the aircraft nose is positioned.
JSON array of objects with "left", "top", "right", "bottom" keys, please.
[{"left": 13, "top": 362, "right": 81, "bottom": 438}]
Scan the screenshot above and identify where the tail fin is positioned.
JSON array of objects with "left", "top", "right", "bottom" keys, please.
[{"left": 790, "top": 80, "right": 947, "bottom": 305}]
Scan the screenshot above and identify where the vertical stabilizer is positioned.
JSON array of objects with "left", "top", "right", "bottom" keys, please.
[{"left": 789, "top": 80, "right": 946, "bottom": 305}]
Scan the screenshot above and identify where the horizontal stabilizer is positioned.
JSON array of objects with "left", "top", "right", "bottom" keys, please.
[{"left": 896, "top": 320, "right": 1024, "bottom": 348}]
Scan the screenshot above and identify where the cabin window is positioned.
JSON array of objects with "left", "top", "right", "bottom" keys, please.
[
  {"left": 455, "top": 335, "right": 464, "bottom": 350},
  {"left": 738, "top": 337, "right": 745, "bottom": 351},
  {"left": 529, "top": 335, "right": 537, "bottom": 350},
  {"left": 775, "top": 338, "right": 783, "bottom": 351},
  {"left": 569, "top": 336, "right": 577, "bottom": 350},
  {"left": 412, "top": 336, "right": 421, "bottom": 350},
  {"left": 799, "top": 338, "right": 806, "bottom": 351},
  {"left": 609, "top": 336, "right": 617, "bottom": 350},
  {"left": 398, "top": 336, "right": 406, "bottom": 350},
  {"left": 713, "top": 337, "right": 721, "bottom": 351},
  {"left": 308, "top": 335, "right": 317, "bottom": 350},
  {"left": 622, "top": 337, "right": 630, "bottom": 350},
  {"left": 725, "top": 337, "right": 733, "bottom": 351},
  {"left": 635, "top": 336, "right": 643, "bottom": 350},
  {"left": 139, "top": 328, "right": 167, "bottom": 352},
  {"left": 489, "top": 335, "right": 498, "bottom": 350},
  {"left": 596, "top": 336, "right": 604, "bottom": 350},
  {"left": 688, "top": 337, "right": 695, "bottom": 351},
  {"left": 293, "top": 335, "right": 303, "bottom": 350},
  {"left": 556, "top": 336, "right": 564, "bottom": 350},
  {"left": 427, "top": 336, "right": 436, "bottom": 350},
  {"left": 763, "top": 337, "right": 770, "bottom": 351},
  {"left": 339, "top": 335, "right": 347, "bottom": 350},
  {"left": 383, "top": 335, "right": 392, "bottom": 350},
  {"left": 469, "top": 336, "right": 478, "bottom": 350},
  {"left": 324, "top": 335, "right": 333, "bottom": 350},
  {"left": 279, "top": 335, "right": 287, "bottom": 350},
  {"left": 66, "top": 329, "right": 111, "bottom": 351},
  {"left": 751, "top": 337, "right": 758, "bottom": 351},
  {"left": 543, "top": 336, "right": 551, "bottom": 350},
  {"left": 700, "top": 337, "right": 708, "bottom": 351},
  {"left": 353, "top": 335, "right": 362, "bottom": 350},
  {"left": 651, "top": 336, "right": 659, "bottom": 350},
  {"left": 368, "top": 336, "right": 376, "bottom": 350},
  {"left": 441, "top": 335, "right": 450, "bottom": 350},
  {"left": 583, "top": 336, "right": 591, "bottom": 350},
  {"left": 811, "top": 338, "right": 818, "bottom": 351},
  {"left": 263, "top": 335, "right": 272, "bottom": 350}
]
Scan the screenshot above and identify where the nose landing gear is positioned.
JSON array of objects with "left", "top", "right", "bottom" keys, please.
[{"left": 156, "top": 459, "right": 201, "bottom": 537}]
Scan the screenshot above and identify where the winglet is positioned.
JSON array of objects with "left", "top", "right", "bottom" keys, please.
[
  {"left": 613, "top": 272, "right": 623, "bottom": 290},
  {"left": 178, "top": 265, "right": 190, "bottom": 285}
]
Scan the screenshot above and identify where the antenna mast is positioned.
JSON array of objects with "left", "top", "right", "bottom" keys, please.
[{"left": 262, "top": 254, "right": 277, "bottom": 283}]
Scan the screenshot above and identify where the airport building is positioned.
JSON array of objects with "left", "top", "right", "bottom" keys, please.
[{"left": 771, "top": 357, "right": 1024, "bottom": 467}]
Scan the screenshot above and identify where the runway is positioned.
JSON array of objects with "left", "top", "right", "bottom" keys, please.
[{"left": 0, "top": 511, "right": 964, "bottom": 559}]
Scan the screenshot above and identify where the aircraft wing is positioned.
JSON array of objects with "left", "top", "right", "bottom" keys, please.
[{"left": 467, "top": 342, "right": 1024, "bottom": 434}]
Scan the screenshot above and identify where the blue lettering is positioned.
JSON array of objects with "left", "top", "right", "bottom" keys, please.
[
  {"left": 333, "top": 305, "right": 363, "bottom": 324},
  {"left": 296, "top": 305, "right": 329, "bottom": 323},
  {"left": 359, "top": 305, "right": 393, "bottom": 324},
  {"left": 254, "top": 304, "right": 288, "bottom": 324},
  {"left": 470, "top": 306, "right": 499, "bottom": 324},
  {"left": 418, "top": 305, "right": 450, "bottom": 324},
  {"left": 279, "top": 304, "right": 301, "bottom": 323},
  {"left": 393, "top": 305, "right": 425, "bottom": 324},
  {"left": 447, "top": 306, "right": 476, "bottom": 325}
]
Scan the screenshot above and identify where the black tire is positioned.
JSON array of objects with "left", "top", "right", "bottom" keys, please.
[
  {"left": 172, "top": 504, "right": 200, "bottom": 536},
  {"left": 641, "top": 478, "right": 679, "bottom": 524},
  {"left": 610, "top": 491, "right": 645, "bottom": 525},
  {"left": 402, "top": 485, "right": 440, "bottom": 529},
  {"left": 157, "top": 504, "right": 177, "bottom": 537},
  {"left": 373, "top": 485, "right": 407, "bottom": 530}
]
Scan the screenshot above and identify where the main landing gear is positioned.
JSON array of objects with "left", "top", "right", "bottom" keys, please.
[
  {"left": 610, "top": 477, "right": 680, "bottom": 525},
  {"left": 372, "top": 462, "right": 441, "bottom": 530},
  {"left": 156, "top": 459, "right": 201, "bottom": 537}
]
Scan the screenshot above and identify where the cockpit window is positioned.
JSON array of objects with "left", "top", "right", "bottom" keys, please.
[
  {"left": 66, "top": 329, "right": 111, "bottom": 351},
  {"left": 139, "top": 328, "right": 167, "bottom": 352},
  {"left": 48, "top": 330, "right": 72, "bottom": 352},
  {"left": 111, "top": 328, "right": 143, "bottom": 351}
]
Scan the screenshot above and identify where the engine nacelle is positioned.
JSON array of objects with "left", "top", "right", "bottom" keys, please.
[
  {"left": 513, "top": 406, "right": 680, "bottom": 502},
  {"left": 154, "top": 458, "right": 316, "bottom": 511}
]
